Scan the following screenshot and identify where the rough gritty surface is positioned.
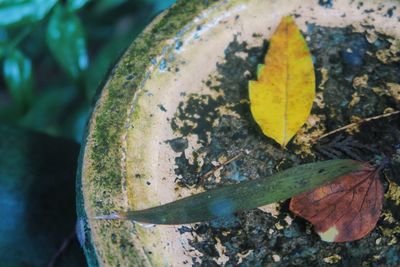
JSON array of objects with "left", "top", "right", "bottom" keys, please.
[{"left": 170, "top": 24, "right": 400, "bottom": 266}]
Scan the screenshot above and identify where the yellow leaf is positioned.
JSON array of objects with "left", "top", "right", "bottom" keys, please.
[{"left": 249, "top": 16, "right": 315, "bottom": 147}]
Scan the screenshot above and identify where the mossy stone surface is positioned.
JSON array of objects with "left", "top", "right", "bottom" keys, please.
[{"left": 76, "top": 1, "right": 220, "bottom": 266}]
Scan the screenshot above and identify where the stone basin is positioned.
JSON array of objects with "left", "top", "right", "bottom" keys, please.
[{"left": 77, "top": 0, "right": 400, "bottom": 266}]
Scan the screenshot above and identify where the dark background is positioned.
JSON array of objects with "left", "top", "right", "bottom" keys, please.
[
  {"left": 0, "top": 1, "right": 175, "bottom": 266},
  {"left": 0, "top": 0, "right": 176, "bottom": 143}
]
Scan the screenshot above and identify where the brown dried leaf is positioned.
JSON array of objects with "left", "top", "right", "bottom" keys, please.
[{"left": 289, "top": 163, "right": 384, "bottom": 242}]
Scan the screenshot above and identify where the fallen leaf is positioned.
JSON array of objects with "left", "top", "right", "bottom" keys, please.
[
  {"left": 249, "top": 16, "right": 315, "bottom": 147},
  {"left": 290, "top": 163, "right": 384, "bottom": 242},
  {"left": 96, "top": 160, "right": 363, "bottom": 224}
]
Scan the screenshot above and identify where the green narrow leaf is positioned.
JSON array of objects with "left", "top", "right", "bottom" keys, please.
[
  {"left": 67, "top": 0, "right": 90, "bottom": 11},
  {"left": 46, "top": 5, "right": 88, "bottom": 80},
  {"left": 2, "top": 49, "right": 34, "bottom": 112},
  {"left": 0, "top": 0, "right": 58, "bottom": 28},
  {"left": 100, "top": 159, "right": 364, "bottom": 224}
]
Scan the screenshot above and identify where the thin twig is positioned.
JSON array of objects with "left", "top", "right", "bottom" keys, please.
[
  {"left": 198, "top": 152, "right": 243, "bottom": 184},
  {"left": 47, "top": 230, "right": 76, "bottom": 267},
  {"left": 316, "top": 110, "right": 400, "bottom": 141}
]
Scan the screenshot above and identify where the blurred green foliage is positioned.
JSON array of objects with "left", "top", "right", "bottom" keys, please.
[{"left": 0, "top": 0, "right": 176, "bottom": 142}]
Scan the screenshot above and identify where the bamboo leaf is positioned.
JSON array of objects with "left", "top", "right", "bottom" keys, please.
[
  {"left": 98, "top": 160, "right": 363, "bottom": 225},
  {"left": 249, "top": 16, "right": 315, "bottom": 147}
]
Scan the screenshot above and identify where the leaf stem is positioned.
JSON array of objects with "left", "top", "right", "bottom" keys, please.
[
  {"left": 0, "top": 27, "right": 35, "bottom": 60},
  {"left": 317, "top": 110, "right": 400, "bottom": 141},
  {"left": 8, "top": 27, "right": 33, "bottom": 50}
]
